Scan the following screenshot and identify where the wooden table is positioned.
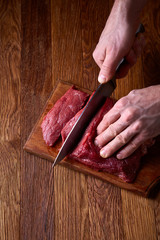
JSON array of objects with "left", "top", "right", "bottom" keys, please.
[{"left": 0, "top": 0, "right": 160, "bottom": 239}]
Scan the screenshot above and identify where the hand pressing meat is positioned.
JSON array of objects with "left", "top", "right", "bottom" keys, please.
[
  {"left": 61, "top": 96, "right": 151, "bottom": 182},
  {"left": 95, "top": 85, "right": 160, "bottom": 160}
]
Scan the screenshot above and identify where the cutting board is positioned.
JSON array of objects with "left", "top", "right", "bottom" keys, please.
[{"left": 24, "top": 81, "right": 160, "bottom": 197}]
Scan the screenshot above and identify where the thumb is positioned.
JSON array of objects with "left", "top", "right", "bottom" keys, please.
[{"left": 98, "top": 53, "right": 122, "bottom": 83}]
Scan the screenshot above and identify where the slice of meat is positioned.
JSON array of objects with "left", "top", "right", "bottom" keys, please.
[
  {"left": 61, "top": 97, "right": 146, "bottom": 183},
  {"left": 41, "top": 86, "right": 89, "bottom": 146}
]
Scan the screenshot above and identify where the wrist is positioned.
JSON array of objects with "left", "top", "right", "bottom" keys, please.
[{"left": 110, "top": 0, "right": 147, "bottom": 29}]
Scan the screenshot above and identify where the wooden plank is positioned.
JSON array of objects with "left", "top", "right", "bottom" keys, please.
[
  {"left": 86, "top": 177, "right": 124, "bottom": 240},
  {"left": 54, "top": 165, "right": 90, "bottom": 240},
  {"left": 20, "top": 0, "right": 54, "bottom": 239},
  {"left": 0, "top": 0, "right": 21, "bottom": 239},
  {"left": 153, "top": 190, "right": 160, "bottom": 239},
  {"left": 51, "top": 0, "right": 83, "bottom": 87},
  {"left": 122, "top": 190, "right": 157, "bottom": 240}
]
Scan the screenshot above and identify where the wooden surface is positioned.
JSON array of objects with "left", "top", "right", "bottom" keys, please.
[
  {"left": 0, "top": 0, "right": 160, "bottom": 239},
  {"left": 24, "top": 81, "right": 160, "bottom": 197}
]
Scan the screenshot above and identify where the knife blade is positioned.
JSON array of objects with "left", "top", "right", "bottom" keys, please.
[
  {"left": 52, "top": 78, "right": 116, "bottom": 167},
  {"left": 52, "top": 23, "right": 145, "bottom": 167}
]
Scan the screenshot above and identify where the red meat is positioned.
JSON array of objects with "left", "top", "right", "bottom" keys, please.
[
  {"left": 61, "top": 97, "right": 146, "bottom": 182},
  {"left": 41, "top": 86, "right": 89, "bottom": 146}
]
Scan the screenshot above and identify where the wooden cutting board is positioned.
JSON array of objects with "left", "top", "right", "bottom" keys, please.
[{"left": 24, "top": 81, "right": 160, "bottom": 197}]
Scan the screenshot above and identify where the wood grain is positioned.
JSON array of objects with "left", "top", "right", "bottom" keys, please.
[
  {"left": 86, "top": 177, "right": 124, "bottom": 240},
  {"left": 122, "top": 191, "right": 157, "bottom": 240},
  {"left": 0, "top": 0, "right": 160, "bottom": 239},
  {"left": 21, "top": 0, "right": 54, "bottom": 239},
  {"left": 0, "top": 0, "right": 21, "bottom": 239},
  {"left": 51, "top": 0, "right": 83, "bottom": 87}
]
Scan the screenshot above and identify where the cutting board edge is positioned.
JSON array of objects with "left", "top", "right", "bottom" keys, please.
[{"left": 144, "top": 176, "right": 160, "bottom": 197}]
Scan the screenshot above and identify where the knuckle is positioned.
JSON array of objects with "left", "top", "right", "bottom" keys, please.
[
  {"left": 130, "top": 141, "right": 138, "bottom": 150},
  {"left": 101, "top": 132, "right": 107, "bottom": 142},
  {"left": 115, "top": 134, "right": 127, "bottom": 144},
  {"left": 102, "top": 115, "right": 109, "bottom": 126},
  {"left": 101, "top": 63, "right": 113, "bottom": 73},
  {"left": 92, "top": 48, "right": 101, "bottom": 61},
  {"left": 108, "top": 124, "right": 117, "bottom": 137},
  {"left": 93, "top": 49, "right": 104, "bottom": 67},
  {"left": 103, "top": 113, "right": 108, "bottom": 120},
  {"left": 128, "top": 89, "right": 137, "bottom": 96},
  {"left": 123, "top": 107, "right": 136, "bottom": 122},
  {"left": 92, "top": 50, "right": 97, "bottom": 60},
  {"left": 133, "top": 120, "right": 143, "bottom": 132},
  {"left": 116, "top": 97, "right": 128, "bottom": 108}
]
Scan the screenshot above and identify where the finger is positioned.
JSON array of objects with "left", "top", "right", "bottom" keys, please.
[
  {"left": 97, "top": 109, "right": 120, "bottom": 135},
  {"left": 125, "top": 34, "right": 145, "bottom": 66},
  {"left": 116, "top": 35, "right": 145, "bottom": 79},
  {"left": 92, "top": 48, "right": 105, "bottom": 69},
  {"left": 125, "top": 48, "right": 137, "bottom": 67},
  {"left": 97, "top": 96, "right": 132, "bottom": 135},
  {"left": 99, "top": 125, "right": 136, "bottom": 158},
  {"left": 132, "top": 34, "right": 145, "bottom": 57},
  {"left": 98, "top": 50, "right": 124, "bottom": 83},
  {"left": 95, "top": 117, "right": 129, "bottom": 147},
  {"left": 94, "top": 56, "right": 104, "bottom": 69},
  {"left": 116, "top": 134, "right": 144, "bottom": 159},
  {"left": 99, "top": 119, "right": 143, "bottom": 158},
  {"left": 116, "top": 50, "right": 136, "bottom": 79},
  {"left": 93, "top": 59, "right": 103, "bottom": 69},
  {"left": 116, "top": 62, "right": 130, "bottom": 79},
  {"left": 97, "top": 60, "right": 103, "bottom": 69}
]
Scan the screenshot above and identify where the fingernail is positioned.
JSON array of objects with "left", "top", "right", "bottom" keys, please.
[
  {"left": 117, "top": 153, "right": 123, "bottom": 159},
  {"left": 100, "top": 149, "right": 108, "bottom": 158},
  {"left": 98, "top": 75, "right": 106, "bottom": 83},
  {"left": 94, "top": 139, "right": 99, "bottom": 147}
]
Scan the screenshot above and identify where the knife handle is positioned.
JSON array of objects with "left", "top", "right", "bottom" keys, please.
[{"left": 115, "top": 23, "right": 145, "bottom": 75}]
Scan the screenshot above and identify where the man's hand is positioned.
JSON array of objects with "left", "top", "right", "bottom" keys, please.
[
  {"left": 95, "top": 85, "right": 160, "bottom": 159},
  {"left": 93, "top": 0, "right": 146, "bottom": 83}
]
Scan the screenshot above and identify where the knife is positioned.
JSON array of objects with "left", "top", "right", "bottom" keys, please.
[{"left": 52, "top": 23, "right": 145, "bottom": 167}]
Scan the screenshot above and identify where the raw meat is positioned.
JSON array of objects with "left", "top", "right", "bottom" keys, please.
[
  {"left": 61, "top": 97, "right": 146, "bottom": 183},
  {"left": 41, "top": 86, "right": 89, "bottom": 146}
]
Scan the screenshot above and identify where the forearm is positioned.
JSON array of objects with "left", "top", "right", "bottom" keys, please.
[{"left": 109, "top": 0, "right": 147, "bottom": 29}]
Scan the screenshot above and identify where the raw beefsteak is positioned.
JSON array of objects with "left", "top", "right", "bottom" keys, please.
[
  {"left": 41, "top": 86, "right": 89, "bottom": 146},
  {"left": 61, "top": 97, "right": 146, "bottom": 183}
]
